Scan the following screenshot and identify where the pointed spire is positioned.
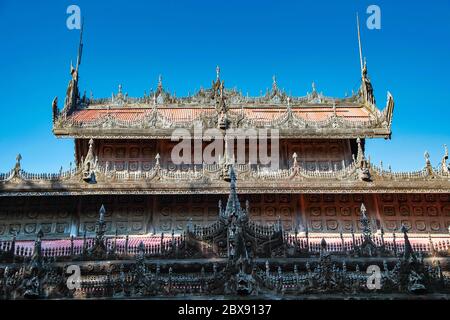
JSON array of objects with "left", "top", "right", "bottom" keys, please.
[
  {"left": 155, "top": 153, "right": 160, "bottom": 167},
  {"left": 216, "top": 65, "right": 220, "bottom": 81},
  {"left": 401, "top": 224, "right": 415, "bottom": 260},
  {"left": 158, "top": 74, "right": 163, "bottom": 90},
  {"left": 424, "top": 150, "right": 433, "bottom": 175},
  {"left": 356, "top": 13, "right": 364, "bottom": 77},
  {"left": 99, "top": 204, "right": 106, "bottom": 223},
  {"left": 442, "top": 144, "right": 449, "bottom": 173},
  {"left": 16, "top": 154, "right": 22, "bottom": 168},
  {"left": 356, "top": 137, "right": 365, "bottom": 163},
  {"left": 360, "top": 203, "right": 372, "bottom": 239},
  {"left": 272, "top": 75, "right": 277, "bottom": 92},
  {"left": 292, "top": 152, "right": 298, "bottom": 168},
  {"left": 94, "top": 204, "right": 107, "bottom": 243},
  {"left": 224, "top": 166, "right": 244, "bottom": 218},
  {"left": 311, "top": 81, "right": 316, "bottom": 93},
  {"left": 76, "top": 18, "right": 84, "bottom": 72}
]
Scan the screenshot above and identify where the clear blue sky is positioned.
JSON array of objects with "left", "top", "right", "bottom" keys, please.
[{"left": 0, "top": 0, "right": 449, "bottom": 172}]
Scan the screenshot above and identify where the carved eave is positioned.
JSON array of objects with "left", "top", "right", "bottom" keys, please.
[
  {"left": 52, "top": 127, "right": 392, "bottom": 140},
  {"left": 1, "top": 173, "right": 449, "bottom": 196},
  {"left": 52, "top": 101, "right": 392, "bottom": 139}
]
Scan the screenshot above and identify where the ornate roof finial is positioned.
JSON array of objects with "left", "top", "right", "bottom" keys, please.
[
  {"left": 356, "top": 137, "right": 364, "bottom": 163},
  {"left": 14, "top": 154, "right": 22, "bottom": 175},
  {"left": 92, "top": 204, "right": 107, "bottom": 249},
  {"left": 216, "top": 65, "right": 220, "bottom": 80},
  {"left": 360, "top": 203, "right": 372, "bottom": 239},
  {"left": 292, "top": 152, "right": 298, "bottom": 168},
  {"left": 424, "top": 150, "right": 433, "bottom": 175},
  {"left": 16, "top": 154, "right": 22, "bottom": 166},
  {"left": 158, "top": 74, "right": 163, "bottom": 89},
  {"left": 224, "top": 165, "right": 245, "bottom": 218},
  {"left": 312, "top": 81, "right": 316, "bottom": 93},
  {"left": 356, "top": 12, "right": 364, "bottom": 77},
  {"left": 442, "top": 144, "right": 449, "bottom": 173},
  {"left": 272, "top": 75, "right": 277, "bottom": 92},
  {"left": 99, "top": 204, "right": 106, "bottom": 224},
  {"left": 76, "top": 18, "right": 84, "bottom": 73},
  {"left": 401, "top": 224, "right": 415, "bottom": 260},
  {"left": 118, "top": 84, "right": 122, "bottom": 95}
]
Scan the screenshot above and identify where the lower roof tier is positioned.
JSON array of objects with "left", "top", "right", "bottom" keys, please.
[{"left": 1, "top": 171, "right": 450, "bottom": 196}]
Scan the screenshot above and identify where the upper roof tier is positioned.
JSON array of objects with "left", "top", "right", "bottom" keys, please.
[
  {"left": 52, "top": 75, "right": 394, "bottom": 139},
  {"left": 52, "top": 25, "right": 394, "bottom": 140}
]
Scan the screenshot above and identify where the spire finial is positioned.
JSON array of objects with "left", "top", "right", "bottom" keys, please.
[
  {"left": 424, "top": 151, "right": 430, "bottom": 163},
  {"left": 99, "top": 204, "right": 106, "bottom": 222},
  {"left": 360, "top": 203, "right": 372, "bottom": 238},
  {"left": 356, "top": 12, "right": 364, "bottom": 77},
  {"left": 216, "top": 65, "right": 220, "bottom": 80},
  {"left": 158, "top": 74, "right": 163, "bottom": 88},
  {"left": 311, "top": 81, "right": 316, "bottom": 92},
  {"left": 356, "top": 137, "right": 365, "bottom": 163},
  {"left": 76, "top": 18, "right": 84, "bottom": 72},
  {"left": 442, "top": 144, "right": 449, "bottom": 173}
]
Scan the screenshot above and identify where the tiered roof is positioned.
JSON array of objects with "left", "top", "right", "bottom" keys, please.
[
  {"left": 51, "top": 25, "right": 394, "bottom": 139},
  {"left": 52, "top": 72, "right": 394, "bottom": 139}
]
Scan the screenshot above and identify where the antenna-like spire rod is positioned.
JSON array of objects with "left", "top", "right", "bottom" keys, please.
[
  {"left": 76, "top": 18, "right": 84, "bottom": 72},
  {"left": 356, "top": 13, "right": 364, "bottom": 77}
]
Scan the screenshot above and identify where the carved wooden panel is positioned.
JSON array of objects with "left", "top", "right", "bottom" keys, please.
[
  {"left": 96, "top": 139, "right": 157, "bottom": 171},
  {"left": 155, "top": 194, "right": 222, "bottom": 232},
  {"left": 303, "top": 194, "right": 371, "bottom": 232},
  {"left": 247, "top": 194, "right": 296, "bottom": 231},
  {"left": 79, "top": 195, "right": 149, "bottom": 235},
  {"left": 0, "top": 197, "right": 75, "bottom": 238},
  {"left": 284, "top": 139, "right": 352, "bottom": 170},
  {"left": 154, "top": 194, "right": 297, "bottom": 232},
  {"left": 92, "top": 138, "right": 354, "bottom": 171},
  {"left": 376, "top": 194, "right": 450, "bottom": 233}
]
